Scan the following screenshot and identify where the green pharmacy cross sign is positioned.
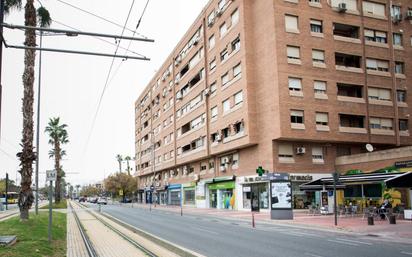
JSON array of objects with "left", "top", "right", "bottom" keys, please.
[{"left": 256, "top": 166, "right": 265, "bottom": 176}]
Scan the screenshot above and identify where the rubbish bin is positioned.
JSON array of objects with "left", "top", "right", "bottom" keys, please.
[
  {"left": 367, "top": 216, "right": 374, "bottom": 225},
  {"left": 0, "top": 202, "right": 3, "bottom": 211},
  {"left": 389, "top": 215, "right": 396, "bottom": 224}
]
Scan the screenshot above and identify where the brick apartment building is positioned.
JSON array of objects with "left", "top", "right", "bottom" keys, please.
[{"left": 134, "top": 0, "right": 412, "bottom": 211}]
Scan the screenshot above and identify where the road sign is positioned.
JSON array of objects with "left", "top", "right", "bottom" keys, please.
[
  {"left": 46, "top": 170, "right": 56, "bottom": 182},
  {"left": 119, "top": 189, "right": 123, "bottom": 196}
]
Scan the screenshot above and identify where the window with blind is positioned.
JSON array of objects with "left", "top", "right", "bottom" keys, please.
[
  {"left": 312, "top": 147, "right": 324, "bottom": 161},
  {"left": 364, "top": 29, "right": 387, "bottom": 43},
  {"left": 397, "top": 90, "right": 406, "bottom": 102},
  {"left": 234, "top": 91, "right": 243, "bottom": 105},
  {"left": 314, "top": 81, "right": 327, "bottom": 94},
  {"left": 310, "top": 19, "right": 323, "bottom": 33},
  {"left": 219, "top": 22, "right": 227, "bottom": 37},
  {"left": 290, "top": 110, "right": 304, "bottom": 124},
  {"left": 288, "top": 78, "right": 302, "bottom": 92},
  {"left": 312, "top": 49, "right": 325, "bottom": 63},
  {"left": 223, "top": 99, "right": 231, "bottom": 112},
  {"left": 366, "top": 58, "right": 389, "bottom": 72},
  {"left": 316, "top": 113, "right": 329, "bottom": 125},
  {"left": 221, "top": 72, "right": 229, "bottom": 86},
  {"left": 211, "top": 106, "right": 218, "bottom": 118},
  {"left": 399, "top": 119, "right": 408, "bottom": 131},
  {"left": 231, "top": 9, "right": 239, "bottom": 25},
  {"left": 278, "top": 144, "right": 294, "bottom": 158},
  {"left": 233, "top": 63, "right": 242, "bottom": 78},
  {"left": 209, "top": 35, "right": 215, "bottom": 49},
  {"left": 393, "top": 33, "right": 402, "bottom": 46},
  {"left": 363, "top": 1, "right": 386, "bottom": 16},
  {"left": 285, "top": 15, "right": 298, "bottom": 31},
  {"left": 370, "top": 117, "right": 393, "bottom": 130},
  {"left": 287, "top": 46, "right": 300, "bottom": 60},
  {"left": 368, "top": 87, "right": 391, "bottom": 101},
  {"left": 395, "top": 62, "right": 404, "bottom": 74}
]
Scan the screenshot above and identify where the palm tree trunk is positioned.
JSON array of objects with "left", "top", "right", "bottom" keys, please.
[
  {"left": 54, "top": 141, "right": 61, "bottom": 203},
  {"left": 18, "top": 0, "right": 37, "bottom": 221}
]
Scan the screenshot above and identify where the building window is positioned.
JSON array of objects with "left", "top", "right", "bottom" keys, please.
[
  {"left": 366, "top": 58, "right": 389, "bottom": 72},
  {"left": 285, "top": 15, "right": 298, "bottom": 32},
  {"left": 316, "top": 112, "right": 328, "bottom": 126},
  {"left": 231, "top": 36, "right": 241, "bottom": 52},
  {"left": 223, "top": 99, "right": 231, "bottom": 112},
  {"left": 391, "top": 5, "right": 401, "bottom": 17},
  {"left": 232, "top": 153, "right": 239, "bottom": 168},
  {"left": 210, "top": 82, "right": 217, "bottom": 95},
  {"left": 234, "top": 91, "right": 243, "bottom": 105},
  {"left": 290, "top": 110, "right": 304, "bottom": 124},
  {"left": 310, "top": 19, "right": 323, "bottom": 33},
  {"left": 218, "top": 0, "right": 226, "bottom": 10},
  {"left": 399, "top": 119, "right": 408, "bottom": 131},
  {"left": 209, "top": 34, "right": 215, "bottom": 49},
  {"left": 209, "top": 159, "right": 215, "bottom": 169},
  {"left": 314, "top": 81, "right": 327, "bottom": 94},
  {"left": 231, "top": 9, "right": 239, "bottom": 25},
  {"left": 393, "top": 33, "right": 402, "bottom": 46},
  {"left": 221, "top": 72, "right": 229, "bottom": 86},
  {"left": 278, "top": 144, "right": 294, "bottom": 158},
  {"left": 370, "top": 117, "right": 393, "bottom": 130},
  {"left": 209, "top": 58, "right": 216, "bottom": 72},
  {"left": 211, "top": 106, "right": 218, "bottom": 118},
  {"left": 397, "top": 90, "right": 406, "bottom": 103},
  {"left": 208, "top": 11, "right": 216, "bottom": 26},
  {"left": 333, "top": 23, "right": 359, "bottom": 39},
  {"left": 219, "top": 22, "right": 227, "bottom": 37},
  {"left": 364, "top": 29, "right": 387, "bottom": 43},
  {"left": 312, "top": 147, "right": 324, "bottom": 162},
  {"left": 233, "top": 63, "right": 242, "bottom": 78},
  {"left": 395, "top": 62, "right": 404, "bottom": 74},
  {"left": 220, "top": 48, "right": 229, "bottom": 61},
  {"left": 287, "top": 45, "right": 300, "bottom": 60},
  {"left": 339, "top": 114, "right": 365, "bottom": 128},
  {"left": 335, "top": 53, "right": 361, "bottom": 68},
  {"left": 338, "top": 83, "right": 363, "bottom": 98},
  {"left": 368, "top": 88, "right": 391, "bottom": 101},
  {"left": 288, "top": 77, "right": 302, "bottom": 92},
  {"left": 312, "top": 49, "right": 325, "bottom": 63},
  {"left": 363, "top": 1, "right": 386, "bottom": 16}
]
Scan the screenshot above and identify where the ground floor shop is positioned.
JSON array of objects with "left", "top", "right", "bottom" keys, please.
[
  {"left": 183, "top": 182, "right": 196, "bottom": 206},
  {"left": 207, "top": 177, "right": 236, "bottom": 210},
  {"left": 167, "top": 184, "right": 182, "bottom": 206}
]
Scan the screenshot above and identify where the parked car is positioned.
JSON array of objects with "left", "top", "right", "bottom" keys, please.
[
  {"left": 90, "top": 197, "right": 98, "bottom": 204},
  {"left": 97, "top": 197, "right": 107, "bottom": 205},
  {"left": 119, "top": 198, "right": 132, "bottom": 203},
  {"left": 79, "top": 197, "right": 86, "bottom": 202}
]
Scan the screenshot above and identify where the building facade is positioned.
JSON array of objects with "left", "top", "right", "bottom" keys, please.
[{"left": 134, "top": 0, "right": 412, "bottom": 210}]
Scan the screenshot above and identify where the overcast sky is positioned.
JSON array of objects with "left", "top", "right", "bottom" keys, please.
[{"left": 0, "top": 0, "right": 208, "bottom": 187}]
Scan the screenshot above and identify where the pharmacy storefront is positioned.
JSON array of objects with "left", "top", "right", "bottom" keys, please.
[
  {"left": 208, "top": 176, "right": 236, "bottom": 210},
  {"left": 236, "top": 175, "right": 270, "bottom": 212}
]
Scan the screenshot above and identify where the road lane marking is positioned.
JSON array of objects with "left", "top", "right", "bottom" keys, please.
[
  {"left": 305, "top": 253, "right": 324, "bottom": 257},
  {"left": 288, "top": 231, "right": 324, "bottom": 238},
  {"left": 401, "top": 252, "right": 412, "bottom": 255},
  {"left": 191, "top": 226, "right": 219, "bottom": 235},
  {"left": 335, "top": 238, "right": 372, "bottom": 245},
  {"left": 327, "top": 239, "right": 358, "bottom": 246}
]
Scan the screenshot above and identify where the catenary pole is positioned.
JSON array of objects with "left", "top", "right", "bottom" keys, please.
[
  {"left": 35, "top": 31, "right": 43, "bottom": 215},
  {"left": 0, "top": 0, "right": 4, "bottom": 141}
]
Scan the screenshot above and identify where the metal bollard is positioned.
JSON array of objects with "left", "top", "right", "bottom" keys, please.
[
  {"left": 367, "top": 216, "right": 374, "bottom": 225},
  {"left": 389, "top": 215, "right": 396, "bottom": 224}
]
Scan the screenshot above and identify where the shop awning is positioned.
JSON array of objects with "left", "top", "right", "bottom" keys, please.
[
  {"left": 213, "top": 175, "right": 235, "bottom": 183},
  {"left": 385, "top": 172, "right": 412, "bottom": 188},
  {"left": 299, "top": 172, "right": 404, "bottom": 191}
]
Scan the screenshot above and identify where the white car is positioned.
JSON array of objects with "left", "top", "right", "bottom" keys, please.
[{"left": 97, "top": 197, "right": 107, "bottom": 205}]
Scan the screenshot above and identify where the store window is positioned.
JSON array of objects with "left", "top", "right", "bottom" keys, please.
[
  {"left": 242, "top": 183, "right": 269, "bottom": 210},
  {"left": 184, "top": 188, "right": 195, "bottom": 205}
]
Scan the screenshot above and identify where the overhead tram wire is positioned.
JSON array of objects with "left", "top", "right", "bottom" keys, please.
[
  {"left": 51, "top": 19, "right": 147, "bottom": 58},
  {"left": 106, "top": 0, "right": 151, "bottom": 87},
  {"left": 82, "top": 0, "right": 137, "bottom": 159},
  {"left": 55, "top": 0, "right": 147, "bottom": 39},
  {"left": 0, "top": 147, "right": 16, "bottom": 161}
]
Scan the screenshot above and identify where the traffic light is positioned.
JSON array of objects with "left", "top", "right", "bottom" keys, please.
[{"left": 256, "top": 166, "right": 265, "bottom": 176}]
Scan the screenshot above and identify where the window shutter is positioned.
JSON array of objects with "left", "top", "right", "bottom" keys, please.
[
  {"left": 366, "top": 59, "right": 377, "bottom": 69},
  {"left": 374, "top": 3, "right": 385, "bottom": 16},
  {"left": 375, "top": 31, "right": 386, "bottom": 38},
  {"left": 291, "top": 110, "right": 303, "bottom": 117},
  {"left": 364, "top": 29, "right": 374, "bottom": 37},
  {"left": 368, "top": 88, "right": 379, "bottom": 98},
  {"left": 312, "top": 147, "right": 323, "bottom": 156},
  {"left": 370, "top": 117, "right": 380, "bottom": 125},
  {"left": 381, "top": 119, "right": 393, "bottom": 128},
  {"left": 285, "top": 15, "right": 298, "bottom": 30},
  {"left": 316, "top": 113, "right": 328, "bottom": 123},
  {"left": 314, "top": 81, "right": 326, "bottom": 90},
  {"left": 287, "top": 46, "right": 300, "bottom": 58},
  {"left": 279, "top": 144, "right": 293, "bottom": 155},
  {"left": 379, "top": 89, "right": 390, "bottom": 100},
  {"left": 312, "top": 50, "right": 324, "bottom": 60},
  {"left": 288, "top": 78, "right": 302, "bottom": 89},
  {"left": 377, "top": 60, "right": 389, "bottom": 69}
]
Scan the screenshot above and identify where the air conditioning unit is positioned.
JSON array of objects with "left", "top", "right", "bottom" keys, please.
[
  {"left": 193, "top": 174, "right": 199, "bottom": 181},
  {"left": 338, "top": 2, "right": 347, "bottom": 13},
  {"left": 393, "top": 14, "right": 402, "bottom": 23},
  {"left": 406, "top": 10, "right": 412, "bottom": 20},
  {"left": 296, "top": 147, "right": 306, "bottom": 155},
  {"left": 161, "top": 76, "right": 166, "bottom": 82},
  {"left": 162, "top": 90, "right": 167, "bottom": 97},
  {"left": 176, "top": 91, "right": 183, "bottom": 100},
  {"left": 193, "top": 37, "right": 200, "bottom": 45},
  {"left": 208, "top": 19, "right": 215, "bottom": 27},
  {"left": 215, "top": 9, "right": 223, "bottom": 17},
  {"left": 220, "top": 165, "right": 226, "bottom": 172},
  {"left": 215, "top": 134, "right": 222, "bottom": 142}
]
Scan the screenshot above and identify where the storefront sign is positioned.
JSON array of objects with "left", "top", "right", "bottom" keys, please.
[
  {"left": 395, "top": 160, "right": 412, "bottom": 168},
  {"left": 183, "top": 182, "right": 196, "bottom": 188},
  {"left": 242, "top": 176, "right": 269, "bottom": 183},
  {"left": 243, "top": 186, "right": 251, "bottom": 192},
  {"left": 168, "top": 184, "right": 181, "bottom": 190},
  {"left": 268, "top": 173, "right": 289, "bottom": 181},
  {"left": 208, "top": 181, "right": 235, "bottom": 190},
  {"left": 196, "top": 181, "right": 205, "bottom": 198},
  {"left": 290, "top": 175, "right": 313, "bottom": 182},
  {"left": 270, "top": 181, "right": 292, "bottom": 209}
]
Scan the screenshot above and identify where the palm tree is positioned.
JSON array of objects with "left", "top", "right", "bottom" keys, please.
[
  {"left": 6, "top": 0, "right": 51, "bottom": 220},
  {"left": 45, "top": 117, "right": 68, "bottom": 204},
  {"left": 124, "top": 156, "right": 132, "bottom": 175},
  {"left": 116, "top": 154, "right": 123, "bottom": 173}
]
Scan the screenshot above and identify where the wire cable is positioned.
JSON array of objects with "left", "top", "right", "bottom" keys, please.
[
  {"left": 0, "top": 147, "right": 16, "bottom": 161},
  {"left": 55, "top": 0, "right": 147, "bottom": 39},
  {"left": 82, "top": 0, "right": 136, "bottom": 159}
]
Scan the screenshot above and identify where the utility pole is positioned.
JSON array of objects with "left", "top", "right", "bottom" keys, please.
[
  {"left": 35, "top": 31, "right": 43, "bottom": 215},
  {"left": 333, "top": 172, "right": 339, "bottom": 226},
  {"left": 5, "top": 172, "right": 8, "bottom": 210}
]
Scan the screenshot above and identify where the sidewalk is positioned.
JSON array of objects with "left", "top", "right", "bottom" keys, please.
[{"left": 123, "top": 203, "right": 412, "bottom": 243}]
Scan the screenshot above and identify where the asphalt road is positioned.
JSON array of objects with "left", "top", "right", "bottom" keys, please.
[{"left": 86, "top": 203, "right": 412, "bottom": 257}]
